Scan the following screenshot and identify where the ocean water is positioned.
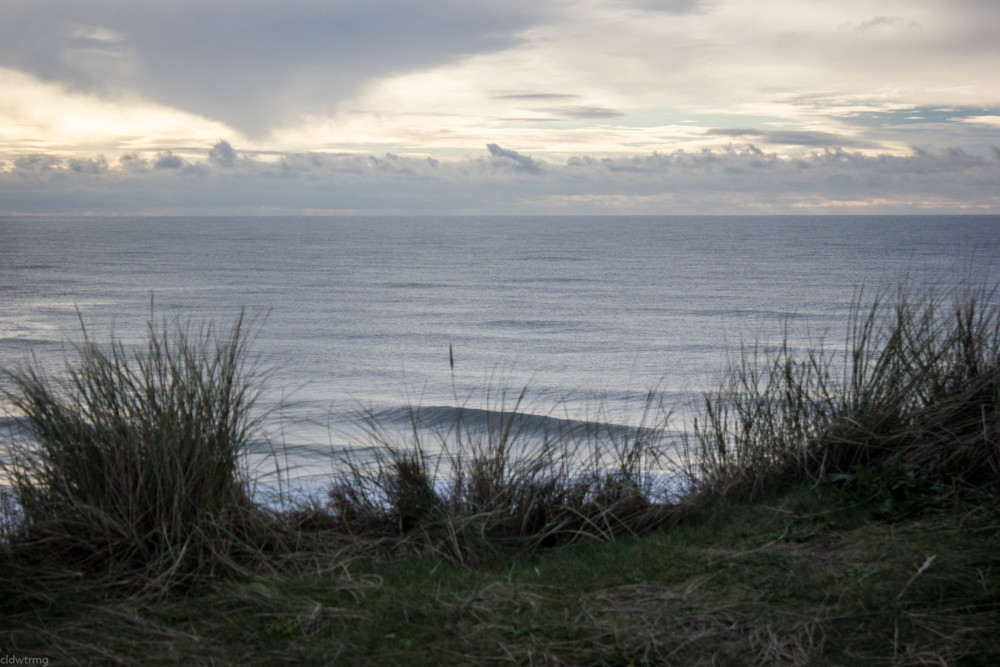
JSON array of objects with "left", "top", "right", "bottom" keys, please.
[{"left": 2, "top": 215, "right": 999, "bottom": 490}]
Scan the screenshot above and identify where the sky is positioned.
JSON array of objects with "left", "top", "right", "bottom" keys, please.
[{"left": 1, "top": 0, "right": 999, "bottom": 215}]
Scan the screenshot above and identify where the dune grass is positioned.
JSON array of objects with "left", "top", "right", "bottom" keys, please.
[
  {"left": 1, "top": 278, "right": 999, "bottom": 663},
  {"left": 690, "top": 280, "right": 1000, "bottom": 500},
  {"left": 323, "top": 384, "right": 681, "bottom": 563},
  {"left": 0, "top": 310, "right": 286, "bottom": 594}
]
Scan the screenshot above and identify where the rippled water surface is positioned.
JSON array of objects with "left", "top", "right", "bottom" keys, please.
[{"left": 2, "top": 215, "right": 998, "bottom": 483}]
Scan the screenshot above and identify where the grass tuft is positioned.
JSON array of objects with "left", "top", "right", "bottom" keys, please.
[
  {"left": 688, "top": 280, "right": 1000, "bottom": 503},
  {"left": 326, "top": 384, "right": 681, "bottom": 559},
  {"left": 1, "top": 310, "right": 282, "bottom": 593}
]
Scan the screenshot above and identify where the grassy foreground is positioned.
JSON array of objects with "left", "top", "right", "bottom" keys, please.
[
  {"left": 2, "top": 484, "right": 998, "bottom": 665},
  {"left": 2, "top": 280, "right": 999, "bottom": 664}
]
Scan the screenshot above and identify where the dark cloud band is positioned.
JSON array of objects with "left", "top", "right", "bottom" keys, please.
[{"left": 3, "top": 142, "right": 997, "bottom": 215}]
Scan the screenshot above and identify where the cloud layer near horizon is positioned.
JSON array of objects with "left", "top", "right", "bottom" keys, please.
[
  {"left": 3, "top": 141, "right": 998, "bottom": 215},
  {"left": 1, "top": 0, "right": 998, "bottom": 213}
]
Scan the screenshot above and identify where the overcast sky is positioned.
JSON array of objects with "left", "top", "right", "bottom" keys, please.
[{"left": 2, "top": 0, "right": 999, "bottom": 215}]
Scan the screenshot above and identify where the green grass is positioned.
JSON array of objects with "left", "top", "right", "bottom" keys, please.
[
  {"left": 1, "top": 278, "right": 999, "bottom": 663},
  {"left": 2, "top": 484, "right": 998, "bottom": 665}
]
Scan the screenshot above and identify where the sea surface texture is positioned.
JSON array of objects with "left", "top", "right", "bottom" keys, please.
[{"left": 2, "top": 215, "right": 998, "bottom": 488}]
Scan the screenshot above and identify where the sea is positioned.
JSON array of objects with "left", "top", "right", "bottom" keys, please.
[{"left": 2, "top": 215, "right": 999, "bottom": 499}]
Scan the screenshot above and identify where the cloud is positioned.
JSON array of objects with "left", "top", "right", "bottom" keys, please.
[
  {"left": 961, "top": 116, "right": 1000, "bottom": 128},
  {"left": 153, "top": 152, "right": 184, "bottom": 169},
  {"left": 2, "top": 142, "right": 997, "bottom": 215},
  {"left": 705, "top": 128, "right": 878, "bottom": 149},
  {"left": 499, "top": 104, "right": 624, "bottom": 123},
  {"left": 118, "top": 152, "right": 150, "bottom": 173},
  {"left": 489, "top": 91, "right": 624, "bottom": 122},
  {"left": 13, "top": 154, "right": 63, "bottom": 171},
  {"left": 495, "top": 93, "right": 579, "bottom": 101},
  {"left": 68, "top": 156, "right": 109, "bottom": 173},
  {"left": 0, "top": 0, "right": 544, "bottom": 135},
  {"left": 622, "top": 0, "right": 704, "bottom": 14},
  {"left": 848, "top": 16, "right": 922, "bottom": 33},
  {"left": 3, "top": 0, "right": 999, "bottom": 162},
  {"left": 486, "top": 143, "right": 541, "bottom": 173},
  {"left": 208, "top": 140, "right": 237, "bottom": 168},
  {"left": 547, "top": 106, "right": 624, "bottom": 120}
]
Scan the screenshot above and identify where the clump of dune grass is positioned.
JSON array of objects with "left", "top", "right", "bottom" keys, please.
[
  {"left": 0, "top": 310, "right": 282, "bottom": 593},
  {"left": 327, "top": 384, "right": 684, "bottom": 561},
  {"left": 689, "top": 279, "right": 1000, "bottom": 502}
]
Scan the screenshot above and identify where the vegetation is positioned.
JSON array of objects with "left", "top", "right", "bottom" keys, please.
[
  {"left": 690, "top": 281, "right": 1000, "bottom": 499},
  {"left": 0, "top": 311, "right": 285, "bottom": 594},
  {"left": 324, "top": 384, "right": 680, "bottom": 563},
  {"left": 2, "top": 486, "right": 998, "bottom": 665},
  {"left": 1, "top": 279, "right": 998, "bottom": 664}
]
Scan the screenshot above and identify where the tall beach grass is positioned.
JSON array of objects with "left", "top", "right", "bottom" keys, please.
[
  {"left": 325, "top": 383, "right": 681, "bottom": 562},
  {"left": 0, "top": 310, "right": 283, "bottom": 593},
  {"left": 688, "top": 279, "right": 1000, "bottom": 501}
]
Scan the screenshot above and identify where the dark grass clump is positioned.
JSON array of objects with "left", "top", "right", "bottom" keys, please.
[
  {"left": 0, "top": 311, "right": 282, "bottom": 593},
  {"left": 689, "top": 280, "right": 1000, "bottom": 503},
  {"left": 326, "top": 386, "right": 685, "bottom": 562}
]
